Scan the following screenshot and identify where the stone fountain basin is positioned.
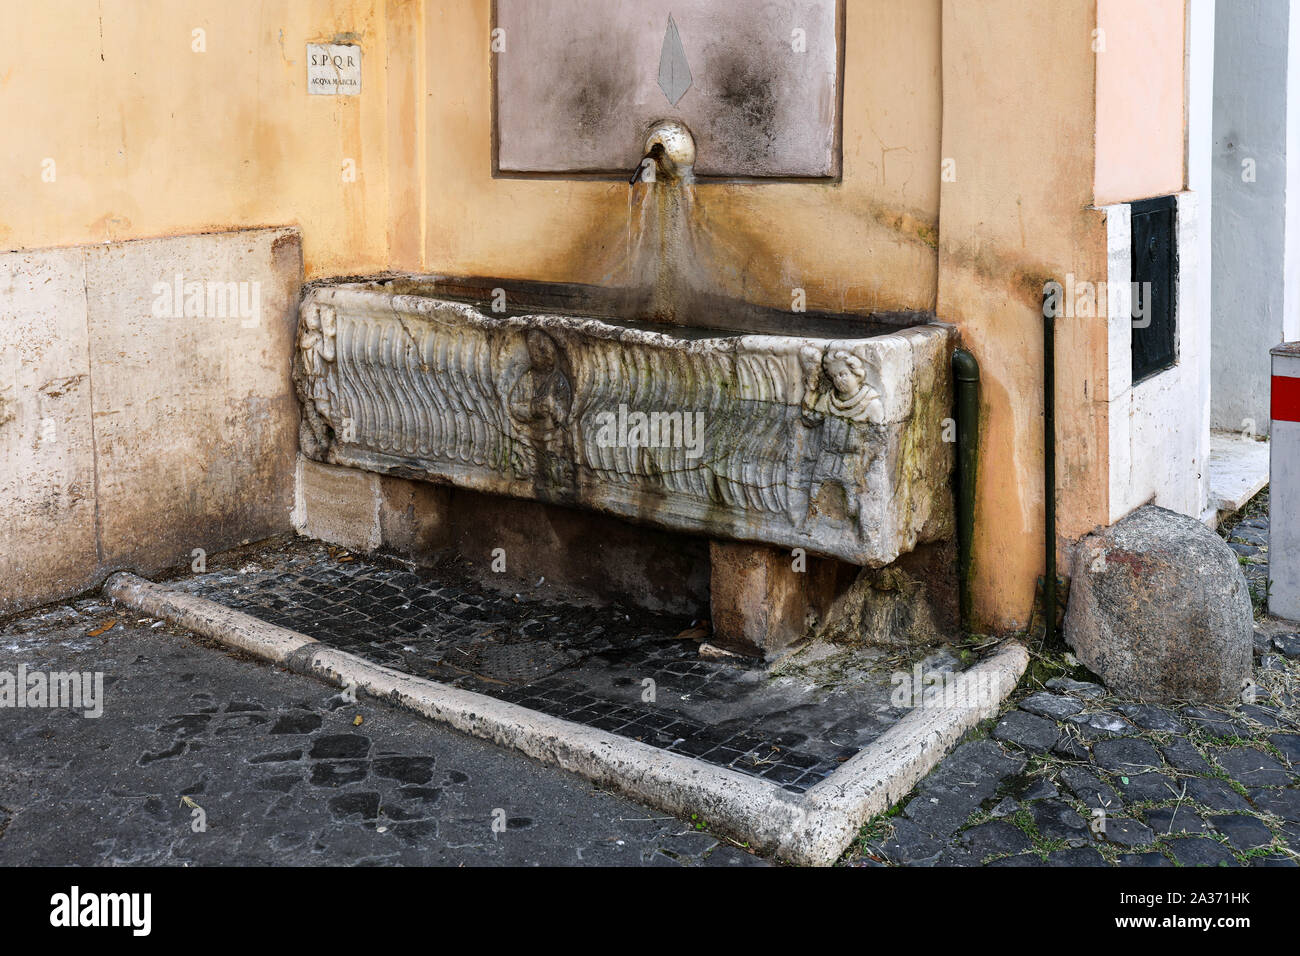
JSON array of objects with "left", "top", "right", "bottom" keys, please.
[{"left": 294, "top": 277, "right": 955, "bottom": 567}]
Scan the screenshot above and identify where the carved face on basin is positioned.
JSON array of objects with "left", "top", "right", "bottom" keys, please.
[
  {"left": 526, "top": 329, "right": 558, "bottom": 371},
  {"left": 825, "top": 350, "right": 866, "bottom": 398}
]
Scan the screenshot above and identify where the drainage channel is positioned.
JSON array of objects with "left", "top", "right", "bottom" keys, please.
[
  {"left": 103, "top": 538, "right": 1029, "bottom": 864},
  {"left": 155, "top": 539, "right": 930, "bottom": 792}
]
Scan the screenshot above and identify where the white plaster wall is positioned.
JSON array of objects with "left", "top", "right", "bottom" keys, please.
[
  {"left": 1211, "top": 0, "right": 1291, "bottom": 435},
  {"left": 1285, "top": 0, "right": 1300, "bottom": 346},
  {"left": 1106, "top": 194, "right": 1209, "bottom": 523},
  {"left": 1189, "top": 0, "right": 1216, "bottom": 520}
]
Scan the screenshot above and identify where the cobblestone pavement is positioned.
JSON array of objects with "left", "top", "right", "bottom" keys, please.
[
  {"left": 8, "top": 503, "right": 1293, "bottom": 867},
  {"left": 0, "top": 608, "right": 766, "bottom": 866},
  {"left": 167, "top": 538, "right": 945, "bottom": 793},
  {"left": 847, "top": 492, "right": 1300, "bottom": 867}
]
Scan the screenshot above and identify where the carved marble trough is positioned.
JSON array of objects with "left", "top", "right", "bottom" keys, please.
[{"left": 294, "top": 277, "right": 955, "bottom": 568}]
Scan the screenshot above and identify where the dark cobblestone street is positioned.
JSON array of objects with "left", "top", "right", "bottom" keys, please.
[
  {"left": 0, "top": 608, "right": 765, "bottom": 867},
  {"left": 847, "top": 491, "right": 1300, "bottom": 867},
  {"left": 3, "top": 495, "right": 1297, "bottom": 867}
]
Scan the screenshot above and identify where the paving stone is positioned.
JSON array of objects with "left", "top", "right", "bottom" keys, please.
[
  {"left": 1181, "top": 705, "right": 1246, "bottom": 738},
  {"left": 1253, "top": 631, "right": 1274, "bottom": 657},
  {"left": 920, "top": 740, "right": 1026, "bottom": 801},
  {"left": 991, "top": 711, "right": 1060, "bottom": 753},
  {"left": 1030, "top": 799, "right": 1093, "bottom": 847},
  {"left": 1058, "top": 767, "right": 1122, "bottom": 810},
  {"left": 308, "top": 760, "right": 369, "bottom": 787},
  {"left": 659, "top": 831, "right": 720, "bottom": 857},
  {"left": 1019, "top": 692, "right": 1084, "bottom": 721},
  {"left": 1208, "top": 814, "right": 1275, "bottom": 851},
  {"left": 1068, "top": 711, "right": 1139, "bottom": 739},
  {"left": 1144, "top": 806, "right": 1210, "bottom": 835},
  {"left": 270, "top": 713, "right": 323, "bottom": 735},
  {"left": 1046, "top": 677, "right": 1106, "bottom": 699},
  {"left": 1093, "top": 738, "right": 1164, "bottom": 774},
  {"left": 1248, "top": 787, "right": 1300, "bottom": 822},
  {"left": 868, "top": 819, "right": 946, "bottom": 866},
  {"left": 309, "top": 734, "right": 372, "bottom": 760},
  {"left": 985, "top": 853, "right": 1040, "bottom": 867},
  {"left": 989, "top": 797, "right": 1020, "bottom": 818},
  {"left": 1230, "top": 526, "right": 1268, "bottom": 545},
  {"left": 1209, "top": 747, "right": 1292, "bottom": 786},
  {"left": 1113, "top": 771, "right": 1181, "bottom": 804},
  {"left": 1183, "top": 777, "right": 1253, "bottom": 811},
  {"left": 701, "top": 845, "right": 767, "bottom": 867},
  {"left": 1160, "top": 738, "right": 1212, "bottom": 774},
  {"left": 936, "top": 846, "right": 977, "bottom": 867},
  {"left": 902, "top": 788, "right": 984, "bottom": 838},
  {"left": 328, "top": 791, "right": 380, "bottom": 821},
  {"left": 1020, "top": 778, "right": 1059, "bottom": 801},
  {"left": 1253, "top": 854, "right": 1298, "bottom": 866},
  {"left": 1273, "top": 634, "right": 1300, "bottom": 659},
  {"left": 1165, "top": 837, "right": 1239, "bottom": 867},
  {"left": 1267, "top": 733, "right": 1300, "bottom": 767},
  {"left": 1116, "top": 852, "right": 1174, "bottom": 867},
  {"left": 1044, "top": 846, "right": 1107, "bottom": 866},
  {"left": 1237, "top": 703, "right": 1284, "bottom": 728},
  {"left": 1118, "top": 703, "right": 1186, "bottom": 734},
  {"left": 960, "top": 819, "right": 1034, "bottom": 860},
  {"left": 248, "top": 748, "right": 303, "bottom": 765},
  {"left": 372, "top": 756, "right": 436, "bottom": 784},
  {"left": 1098, "top": 816, "right": 1154, "bottom": 847},
  {"left": 1260, "top": 655, "right": 1290, "bottom": 673},
  {"left": 1052, "top": 734, "right": 1092, "bottom": 761}
]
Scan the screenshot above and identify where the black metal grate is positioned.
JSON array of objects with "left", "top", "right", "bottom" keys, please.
[{"left": 1130, "top": 195, "right": 1179, "bottom": 383}]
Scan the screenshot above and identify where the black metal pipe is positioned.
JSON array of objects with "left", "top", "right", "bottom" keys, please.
[
  {"left": 1043, "top": 287, "right": 1057, "bottom": 645},
  {"left": 952, "top": 348, "right": 980, "bottom": 633}
]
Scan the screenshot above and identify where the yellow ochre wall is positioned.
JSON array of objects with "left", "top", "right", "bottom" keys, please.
[
  {"left": 414, "top": 0, "right": 944, "bottom": 313},
  {"left": 0, "top": 0, "right": 392, "bottom": 276},
  {"left": 1, "top": 0, "right": 1189, "bottom": 631}
]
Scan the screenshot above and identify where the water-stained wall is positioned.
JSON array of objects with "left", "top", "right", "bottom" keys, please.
[
  {"left": 1, "top": 0, "right": 1196, "bottom": 632},
  {"left": 414, "top": 0, "right": 943, "bottom": 316}
]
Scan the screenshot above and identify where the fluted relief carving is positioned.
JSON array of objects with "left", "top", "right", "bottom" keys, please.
[{"left": 294, "top": 285, "right": 955, "bottom": 566}]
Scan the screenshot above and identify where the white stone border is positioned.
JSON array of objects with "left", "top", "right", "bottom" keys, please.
[{"left": 104, "top": 571, "right": 1028, "bottom": 866}]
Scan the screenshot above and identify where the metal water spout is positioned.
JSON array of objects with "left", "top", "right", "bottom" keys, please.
[{"left": 629, "top": 120, "right": 696, "bottom": 184}]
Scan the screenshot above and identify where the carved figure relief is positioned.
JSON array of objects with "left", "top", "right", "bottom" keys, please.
[{"left": 503, "top": 330, "right": 576, "bottom": 489}]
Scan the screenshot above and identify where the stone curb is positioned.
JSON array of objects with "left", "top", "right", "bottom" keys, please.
[{"left": 104, "top": 571, "right": 1028, "bottom": 865}]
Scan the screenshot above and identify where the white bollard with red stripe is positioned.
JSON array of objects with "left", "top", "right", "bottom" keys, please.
[{"left": 1271, "top": 342, "right": 1300, "bottom": 621}]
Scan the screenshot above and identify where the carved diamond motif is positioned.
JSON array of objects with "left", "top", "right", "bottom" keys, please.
[{"left": 657, "top": 15, "right": 693, "bottom": 106}]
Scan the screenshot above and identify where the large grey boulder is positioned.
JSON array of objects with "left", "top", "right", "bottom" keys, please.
[{"left": 1064, "top": 505, "right": 1252, "bottom": 704}]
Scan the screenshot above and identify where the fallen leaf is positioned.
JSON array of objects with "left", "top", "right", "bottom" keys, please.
[
  {"left": 675, "top": 625, "right": 710, "bottom": 642},
  {"left": 353, "top": 714, "right": 363, "bottom": 726},
  {"left": 88, "top": 620, "right": 117, "bottom": 637}
]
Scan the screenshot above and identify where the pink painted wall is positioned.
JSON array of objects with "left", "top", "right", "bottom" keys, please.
[{"left": 1095, "top": 0, "right": 1187, "bottom": 205}]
